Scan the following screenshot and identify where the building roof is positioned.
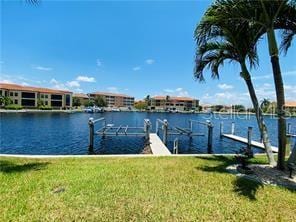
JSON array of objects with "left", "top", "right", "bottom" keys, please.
[
  {"left": 152, "top": 96, "right": 198, "bottom": 101},
  {"left": 285, "top": 101, "right": 296, "bottom": 107},
  {"left": 73, "top": 93, "right": 89, "bottom": 99},
  {"left": 0, "top": 83, "right": 72, "bottom": 94},
  {"left": 90, "top": 91, "right": 133, "bottom": 98}
]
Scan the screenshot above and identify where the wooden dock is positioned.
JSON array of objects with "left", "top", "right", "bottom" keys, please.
[
  {"left": 222, "top": 134, "right": 278, "bottom": 153},
  {"left": 149, "top": 133, "right": 171, "bottom": 155}
]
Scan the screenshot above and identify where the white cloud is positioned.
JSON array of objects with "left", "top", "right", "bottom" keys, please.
[
  {"left": 162, "top": 87, "right": 190, "bottom": 97},
  {"left": 218, "top": 83, "right": 234, "bottom": 90},
  {"left": 21, "top": 82, "right": 29, "bottom": 86},
  {"left": 0, "top": 79, "right": 13, "bottom": 84},
  {"left": 252, "top": 74, "right": 272, "bottom": 80},
  {"left": 164, "top": 89, "right": 174, "bottom": 93},
  {"left": 76, "top": 75, "right": 96, "bottom": 82},
  {"left": 33, "top": 65, "right": 52, "bottom": 71},
  {"left": 96, "top": 59, "right": 102, "bottom": 67},
  {"left": 50, "top": 78, "right": 59, "bottom": 85},
  {"left": 145, "top": 59, "right": 155, "bottom": 65},
  {"left": 133, "top": 66, "right": 141, "bottom": 71},
  {"left": 106, "top": 86, "right": 119, "bottom": 93},
  {"left": 66, "top": 80, "right": 80, "bottom": 88}
]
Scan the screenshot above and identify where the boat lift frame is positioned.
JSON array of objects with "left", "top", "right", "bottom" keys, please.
[
  {"left": 88, "top": 117, "right": 151, "bottom": 153},
  {"left": 155, "top": 119, "right": 214, "bottom": 153}
]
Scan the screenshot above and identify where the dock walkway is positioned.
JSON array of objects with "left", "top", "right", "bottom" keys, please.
[
  {"left": 149, "top": 133, "right": 171, "bottom": 155},
  {"left": 222, "top": 134, "right": 278, "bottom": 153}
]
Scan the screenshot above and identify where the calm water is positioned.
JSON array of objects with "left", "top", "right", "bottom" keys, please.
[{"left": 0, "top": 112, "right": 295, "bottom": 155}]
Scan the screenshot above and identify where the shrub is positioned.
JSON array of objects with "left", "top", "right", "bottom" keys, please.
[
  {"left": 40, "top": 106, "right": 52, "bottom": 110},
  {"left": 5, "top": 104, "right": 23, "bottom": 110}
]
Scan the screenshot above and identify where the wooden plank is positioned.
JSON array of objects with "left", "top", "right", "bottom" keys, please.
[
  {"left": 149, "top": 133, "right": 171, "bottom": 155},
  {"left": 222, "top": 134, "right": 278, "bottom": 153}
]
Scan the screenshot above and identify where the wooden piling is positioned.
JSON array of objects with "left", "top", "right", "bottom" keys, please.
[
  {"left": 220, "top": 122, "right": 224, "bottom": 138},
  {"left": 88, "top": 117, "right": 94, "bottom": 153},
  {"left": 173, "top": 138, "right": 179, "bottom": 154},
  {"left": 207, "top": 122, "right": 213, "bottom": 153},
  {"left": 247, "top": 127, "right": 252, "bottom": 152},
  {"left": 231, "top": 122, "right": 235, "bottom": 135},
  {"left": 163, "top": 119, "right": 168, "bottom": 145}
]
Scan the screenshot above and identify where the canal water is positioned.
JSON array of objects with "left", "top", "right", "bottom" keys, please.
[{"left": 1, "top": 112, "right": 295, "bottom": 155}]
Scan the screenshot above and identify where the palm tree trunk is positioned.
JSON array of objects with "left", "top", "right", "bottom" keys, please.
[
  {"left": 267, "top": 29, "right": 286, "bottom": 170},
  {"left": 241, "top": 62, "right": 276, "bottom": 166}
]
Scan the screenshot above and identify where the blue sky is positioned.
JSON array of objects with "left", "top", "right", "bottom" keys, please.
[{"left": 1, "top": 0, "right": 296, "bottom": 106}]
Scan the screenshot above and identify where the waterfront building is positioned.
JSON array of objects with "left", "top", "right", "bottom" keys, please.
[
  {"left": 148, "top": 96, "right": 199, "bottom": 111},
  {"left": 88, "top": 92, "right": 135, "bottom": 108},
  {"left": 284, "top": 101, "right": 296, "bottom": 114},
  {"left": 73, "top": 93, "right": 90, "bottom": 106},
  {"left": 0, "top": 83, "right": 72, "bottom": 109}
]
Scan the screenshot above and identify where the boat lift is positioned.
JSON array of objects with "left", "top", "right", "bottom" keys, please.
[
  {"left": 88, "top": 117, "right": 151, "bottom": 153},
  {"left": 88, "top": 117, "right": 214, "bottom": 154},
  {"left": 155, "top": 119, "right": 214, "bottom": 153}
]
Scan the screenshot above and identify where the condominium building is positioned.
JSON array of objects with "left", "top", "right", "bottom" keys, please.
[
  {"left": 88, "top": 92, "right": 135, "bottom": 108},
  {"left": 284, "top": 101, "right": 296, "bottom": 113},
  {"left": 0, "top": 83, "right": 72, "bottom": 108},
  {"left": 73, "top": 93, "right": 90, "bottom": 106},
  {"left": 149, "top": 96, "right": 199, "bottom": 111}
]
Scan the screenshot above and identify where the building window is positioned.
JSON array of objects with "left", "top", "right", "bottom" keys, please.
[
  {"left": 5, "top": 91, "right": 8, "bottom": 96},
  {"left": 51, "top": 100, "right": 62, "bottom": 107},
  {"left": 45, "top": 101, "right": 48, "bottom": 106},
  {"left": 51, "top": 94, "right": 62, "bottom": 100},
  {"left": 10, "top": 92, "right": 13, "bottom": 97},
  {"left": 0, "top": 90, "right": 2, "bottom": 96},
  {"left": 15, "top": 92, "right": 18, "bottom": 97},
  {"left": 65, "top": 94, "right": 71, "bottom": 106},
  {"left": 21, "top": 99, "right": 35, "bottom": 106},
  {"left": 41, "top": 94, "right": 44, "bottom": 99},
  {"left": 45, "top": 95, "right": 48, "bottom": 99},
  {"left": 15, "top": 100, "right": 18, "bottom": 104},
  {"left": 22, "top": 92, "right": 35, "bottom": 98}
]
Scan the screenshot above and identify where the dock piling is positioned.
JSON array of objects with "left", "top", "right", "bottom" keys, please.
[
  {"left": 220, "top": 122, "right": 224, "bottom": 139},
  {"left": 287, "top": 123, "right": 292, "bottom": 135},
  {"left": 163, "top": 119, "right": 168, "bottom": 145},
  {"left": 173, "top": 138, "right": 179, "bottom": 154},
  {"left": 207, "top": 121, "right": 214, "bottom": 153},
  {"left": 144, "top": 119, "right": 151, "bottom": 141},
  {"left": 247, "top": 127, "right": 253, "bottom": 152},
  {"left": 88, "top": 117, "right": 94, "bottom": 153},
  {"left": 231, "top": 122, "right": 235, "bottom": 135}
]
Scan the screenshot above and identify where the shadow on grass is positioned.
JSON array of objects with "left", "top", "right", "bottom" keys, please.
[
  {"left": 194, "top": 155, "right": 263, "bottom": 201},
  {"left": 233, "top": 176, "right": 263, "bottom": 201},
  {"left": 0, "top": 160, "right": 49, "bottom": 174}
]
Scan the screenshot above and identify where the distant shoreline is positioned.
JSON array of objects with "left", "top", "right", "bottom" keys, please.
[{"left": 0, "top": 109, "right": 295, "bottom": 117}]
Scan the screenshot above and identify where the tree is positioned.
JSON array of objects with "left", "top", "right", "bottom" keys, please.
[
  {"left": 145, "top": 95, "right": 151, "bottom": 106},
  {"left": 94, "top": 96, "right": 107, "bottom": 107},
  {"left": 204, "top": 0, "right": 296, "bottom": 170},
  {"left": 134, "top": 101, "right": 148, "bottom": 110},
  {"left": 37, "top": 99, "right": 44, "bottom": 108},
  {"left": 84, "top": 100, "right": 94, "bottom": 107},
  {"left": 0, "top": 96, "right": 12, "bottom": 106},
  {"left": 194, "top": 6, "right": 277, "bottom": 166},
  {"left": 72, "top": 97, "right": 81, "bottom": 107},
  {"left": 232, "top": 105, "right": 246, "bottom": 113},
  {"left": 260, "top": 98, "right": 271, "bottom": 113}
]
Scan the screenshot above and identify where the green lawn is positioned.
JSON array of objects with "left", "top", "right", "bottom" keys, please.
[{"left": 1, "top": 156, "right": 295, "bottom": 221}]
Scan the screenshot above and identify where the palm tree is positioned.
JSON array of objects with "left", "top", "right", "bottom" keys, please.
[
  {"left": 145, "top": 95, "right": 151, "bottom": 106},
  {"left": 198, "top": 0, "right": 296, "bottom": 170},
  {"left": 194, "top": 7, "right": 277, "bottom": 166},
  {"left": 260, "top": 98, "right": 271, "bottom": 113}
]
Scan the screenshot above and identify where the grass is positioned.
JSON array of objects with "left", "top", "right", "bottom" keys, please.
[{"left": 0, "top": 156, "right": 295, "bottom": 221}]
